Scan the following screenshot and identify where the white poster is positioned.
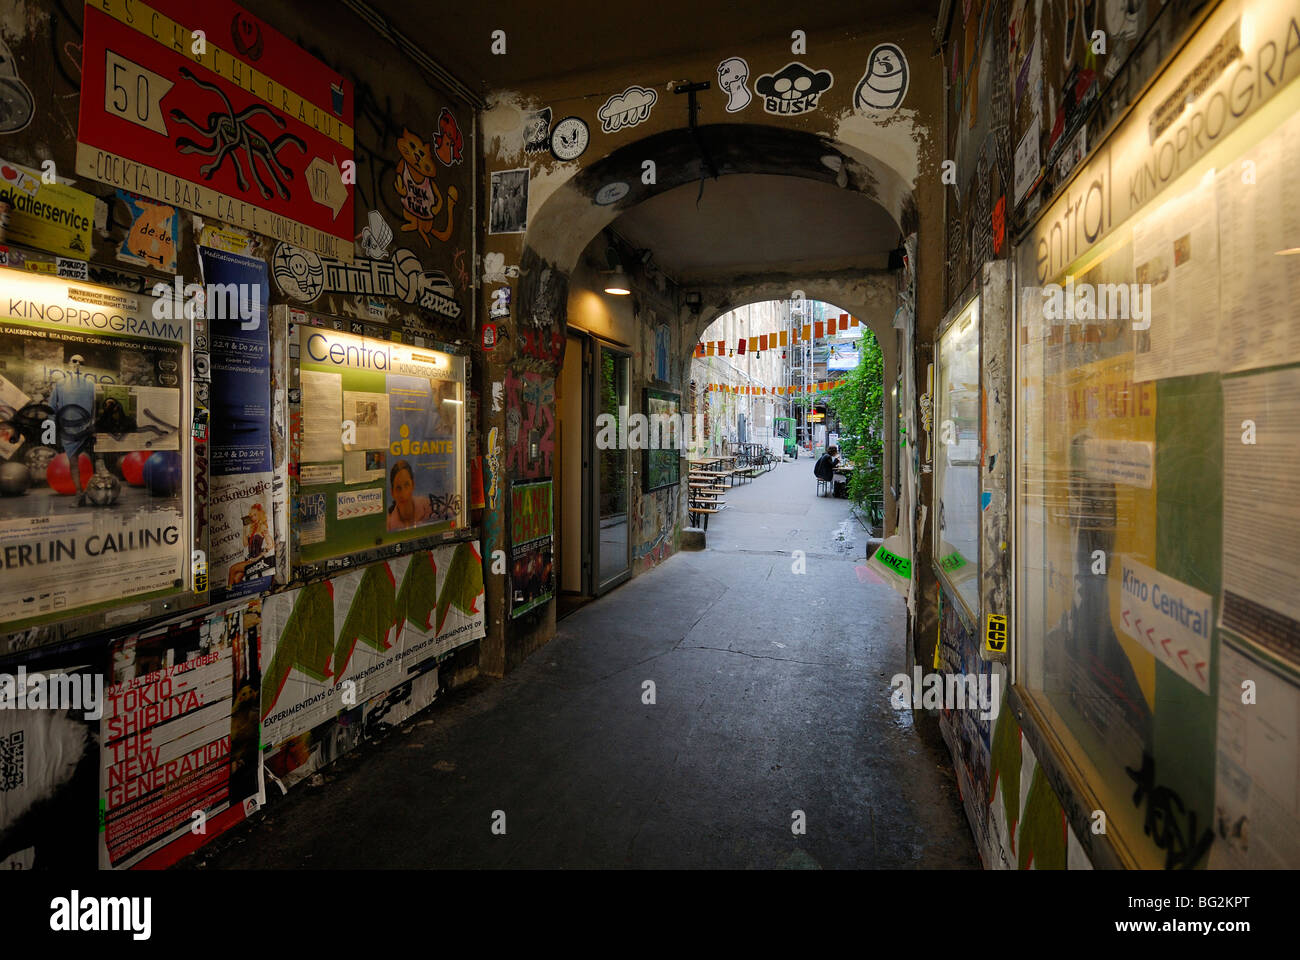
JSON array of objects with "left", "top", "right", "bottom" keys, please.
[
  {"left": 1210, "top": 643, "right": 1300, "bottom": 869},
  {"left": 1219, "top": 368, "right": 1300, "bottom": 665}
]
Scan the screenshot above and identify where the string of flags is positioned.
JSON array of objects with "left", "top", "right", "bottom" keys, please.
[
  {"left": 693, "top": 313, "right": 860, "bottom": 358},
  {"left": 704, "top": 380, "right": 848, "bottom": 395}
]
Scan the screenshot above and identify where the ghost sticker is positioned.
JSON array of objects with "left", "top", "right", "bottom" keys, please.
[
  {"left": 597, "top": 84, "right": 658, "bottom": 133},
  {"left": 855, "top": 43, "right": 909, "bottom": 113},
  {"left": 717, "top": 57, "right": 751, "bottom": 113},
  {"left": 754, "top": 62, "right": 833, "bottom": 115}
]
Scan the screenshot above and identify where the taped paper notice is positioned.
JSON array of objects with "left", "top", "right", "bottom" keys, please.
[
  {"left": 1117, "top": 557, "right": 1213, "bottom": 693},
  {"left": 1084, "top": 438, "right": 1154, "bottom": 488},
  {"left": 336, "top": 488, "right": 383, "bottom": 520}
]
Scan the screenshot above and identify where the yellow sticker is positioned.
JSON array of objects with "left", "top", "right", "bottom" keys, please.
[{"left": 985, "top": 614, "right": 1008, "bottom": 654}]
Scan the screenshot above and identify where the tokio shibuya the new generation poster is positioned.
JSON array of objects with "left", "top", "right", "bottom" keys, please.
[{"left": 0, "top": 270, "right": 190, "bottom": 628}]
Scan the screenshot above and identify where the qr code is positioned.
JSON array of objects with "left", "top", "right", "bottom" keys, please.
[{"left": 0, "top": 731, "right": 23, "bottom": 792}]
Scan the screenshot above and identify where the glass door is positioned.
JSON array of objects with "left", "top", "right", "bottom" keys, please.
[{"left": 593, "top": 345, "right": 631, "bottom": 592}]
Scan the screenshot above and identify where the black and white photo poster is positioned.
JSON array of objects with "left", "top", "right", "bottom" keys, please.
[{"left": 489, "top": 169, "right": 530, "bottom": 235}]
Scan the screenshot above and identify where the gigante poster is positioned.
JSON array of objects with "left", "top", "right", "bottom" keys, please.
[
  {"left": 0, "top": 271, "right": 189, "bottom": 627},
  {"left": 292, "top": 325, "right": 465, "bottom": 569}
]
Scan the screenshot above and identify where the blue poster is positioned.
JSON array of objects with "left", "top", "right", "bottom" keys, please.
[
  {"left": 385, "top": 372, "right": 459, "bottom": 532},
  {"left": 198, "top": 247, "right": 274, "bottom": 600}
]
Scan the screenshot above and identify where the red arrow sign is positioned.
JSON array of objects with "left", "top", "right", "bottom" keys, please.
[
  {"left": 1122, "top": 609, "right": 1130, "bottom": 627},
  {"left": 1195, "top": 661, "right": 1207, "bottom": 682},
  {"left": 1161, "top": 637, "right": 1173, "bottom": 656},
  {"left": 1178, "top": 649, "right": 1191, "bottom": 667}
]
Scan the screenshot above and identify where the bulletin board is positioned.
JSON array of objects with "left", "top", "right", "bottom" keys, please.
[
  {"left": 1014, "top": 0, "right": 1300, "bottom": 869},
  {"left": 289, "top": 321, "right": 466, "bottom": 576},
  {"left": 0, "top": 269, "right": 198, "bottom": 635}
]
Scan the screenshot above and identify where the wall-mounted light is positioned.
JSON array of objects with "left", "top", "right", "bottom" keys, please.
[
  {"left": 685, "top": 291, "right": 702, "bottom": 316},
  {"left": 602, "top": 242, "right": 631, "bottom": 295},
  {"left": 604, "top": 265, "right": 631, "bottom": 295}
]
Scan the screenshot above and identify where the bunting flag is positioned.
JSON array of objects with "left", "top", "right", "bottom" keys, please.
[{"left": 690, "top": 316, "right": 861, "bottom": 362}]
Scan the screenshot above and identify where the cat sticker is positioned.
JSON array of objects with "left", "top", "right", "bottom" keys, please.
[{"left": 394, "top": 128, "right": 457, "bottom": 245}]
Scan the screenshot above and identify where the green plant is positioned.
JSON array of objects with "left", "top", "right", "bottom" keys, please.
[{"left": 828, "top": 330, "right": 884, "bottom": 508}]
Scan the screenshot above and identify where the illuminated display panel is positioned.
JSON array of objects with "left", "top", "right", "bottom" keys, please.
[
  {"left": 1015, "top": 0, "right": 1300, "bottom": 869},
  {"left": 934, "top": 295, "right": 981, "bottom": 620},
  {"left": 292, "top": 325, "right": 466, "bottom": 569},
  {"left": 0, "top": 269, "right": 191, "bottom": 628}
]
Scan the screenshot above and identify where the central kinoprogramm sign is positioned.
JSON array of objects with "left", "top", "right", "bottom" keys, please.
[{"left": 75, "top": 0, "right": 355, "bottom": 261}]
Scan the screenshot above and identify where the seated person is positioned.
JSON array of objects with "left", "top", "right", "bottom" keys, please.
[{"left": 814, "top": 445, "right": 840, "bottom": 490}]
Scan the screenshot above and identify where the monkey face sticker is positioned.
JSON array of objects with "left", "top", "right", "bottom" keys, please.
[
  {"left": 854, "top": 43, "right": 909, "bottom": 113},
  {"left": 754, "top": 62, "right": 833, "bottom": 115}
]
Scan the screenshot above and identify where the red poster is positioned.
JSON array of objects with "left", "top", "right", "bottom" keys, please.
[{"left": 76, "top": 0, "right": 355, "bottom": 260}]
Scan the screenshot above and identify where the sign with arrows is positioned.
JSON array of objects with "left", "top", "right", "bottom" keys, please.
[
  {"left": 1118, "top": 556, "right": 1213, "bottom": 694},
  {"left": 75, "top": 0, "right": 355, "bottom": 261}
]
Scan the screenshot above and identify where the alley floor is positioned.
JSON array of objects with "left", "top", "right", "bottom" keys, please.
[{"left": 191, "top": 460, "right": 978, "bottom": 869}]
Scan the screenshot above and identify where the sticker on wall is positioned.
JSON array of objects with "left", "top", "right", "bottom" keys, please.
[
  {"left": 854, "top": 43, "right": 909, "bottom": 113},
  {"left": 755, "top": 62, "right": 833, "bottom": 115},
  {"left": 985, "top": 614, "right": 1008, "bottom": 653},
  {"left": 0, "top": 158, "right": 94, "bottom": 258},
  {"left": 483, "top": 252, "right": 520, "bottom": 282},
  {"left": 717, "top": 57, "right": 752, "bottom": 113},
  {"left": 594, "top": 181, "right": 630, "bottom": 206},
  {"left": 434, "top": 107, "right": 464, "bottom": 166},
  {"left": 523, "top": 107, "right": 553, "bottom": 154},
  {"left": 358, "top": 209, "right": 393, "bottom": 259},
  {"left": 550, "top": 116, "right": 590, "bottom": 162},
  {"left": 395, "top": 128, "right": 458, "bottom": 246},
  {"left": 598, "top": 84, "right": 658, "bottom": 133},
  {"left": 271, "top": 242, "right": 462, "bottom": 320},
  {"left": 116, "top": 190, "right": 180, "bottom": 271},
  {"left": 489, "top": 286, "right": 511, "bottom": 319},
  {"left": 198, "top": 222, "right": 254, "bottom": 255},
  {"left": 489, "top": 168, "right": 530, "bottom": 235},
  {"left": 0, "top": 38, "right": 35, "bottom": 133},
  {"left": 482, "top": 323, "right": 498, "bottom": 350}
]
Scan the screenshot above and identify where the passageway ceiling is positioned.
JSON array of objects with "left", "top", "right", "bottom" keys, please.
[
  {"left": 611, "top": 173, "right": 898, "bottom": 284},
  {"left": 367, "top": 1, "right": 941, "bottom": 92}
]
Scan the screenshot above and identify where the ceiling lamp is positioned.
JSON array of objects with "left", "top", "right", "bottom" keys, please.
[
  {"left": 602, "top": 242, "right": 631, "bottom": 295},
  {"left": 603, "top": 265, "right": 631, "bottom": 295}
]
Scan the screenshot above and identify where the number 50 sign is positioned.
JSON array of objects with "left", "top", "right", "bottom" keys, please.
[{"left": 76, "top": 0, "right": 355, "bottom": 260}]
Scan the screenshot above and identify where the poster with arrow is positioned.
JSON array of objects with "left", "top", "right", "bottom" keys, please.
[
  {"left": 1118, "top": 556, "right": 1213, "bottom": 694},
  {"left": 75, "top": 0, "right": 355, "bottom": 261}
]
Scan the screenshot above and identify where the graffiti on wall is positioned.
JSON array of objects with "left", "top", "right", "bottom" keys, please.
[{"left": 503, "top": 370, "right": 555, "bottom": 479}]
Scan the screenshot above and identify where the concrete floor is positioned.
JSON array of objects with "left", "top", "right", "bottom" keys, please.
[{"left": 191, "top": 461, "right": 978, "bottom": 869}]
